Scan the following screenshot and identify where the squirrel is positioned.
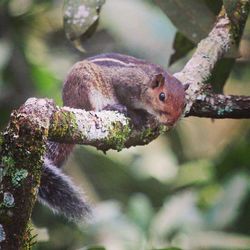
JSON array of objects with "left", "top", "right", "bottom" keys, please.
[{"left": 38, "top": 53, "right": 186, "bottom": 220}]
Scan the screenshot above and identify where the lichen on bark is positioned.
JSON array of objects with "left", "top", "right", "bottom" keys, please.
[{"left": 0, "top": 98, "right": 55, "bottom": 249}]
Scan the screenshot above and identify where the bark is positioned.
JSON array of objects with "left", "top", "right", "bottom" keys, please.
[
  {"left": 186, "top": 94, "right": 250, "bottom": 118},
  {"left": 0, "top": 99, "right": 55, "bottom": 249},
  {"left": 49, "top": 106, "right": 167, "bottom": 151}
]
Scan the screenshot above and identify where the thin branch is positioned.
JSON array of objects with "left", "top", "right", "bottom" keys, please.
[{"left": 186, "top": 94, "right": 250, "bottom": 118}]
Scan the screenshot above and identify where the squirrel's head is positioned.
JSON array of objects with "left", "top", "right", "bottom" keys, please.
[{"left": 143, "top": 72, "right": 186, "bottom": 127}]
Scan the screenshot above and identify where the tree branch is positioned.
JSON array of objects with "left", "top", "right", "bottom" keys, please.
[
  {"left": 174, "top": 2, "right": 250, "bottom": 114},
  {"left": 0, "top": 99, "right": 55, "bottom": 249},
  {"left": 186, "top": 94, "right": 250, "bottom": 118},
  {"left": 48, "top": 105, "right": 167, "bottom": 151}
]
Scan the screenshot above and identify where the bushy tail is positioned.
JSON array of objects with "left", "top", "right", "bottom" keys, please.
[{"left": 38, "top": 158, "right": 92, "bottom": 221}]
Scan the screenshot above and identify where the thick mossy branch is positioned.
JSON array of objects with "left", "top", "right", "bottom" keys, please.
[
  {"left": 49, "top": 107, "right": 131, "bottom": 150},
  {"left": 49, "top": 106, "right": 168, "bottom": 152},
  {"left": 0, "top": 98, "right": 55, "bottom": 249},
  {"left": 174, "top": 1, "right": 249, "bottom": 114}
]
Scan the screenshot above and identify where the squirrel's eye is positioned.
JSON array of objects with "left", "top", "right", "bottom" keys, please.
[{"left": 159, "top": 92, "right": 165, "bottom": 102}]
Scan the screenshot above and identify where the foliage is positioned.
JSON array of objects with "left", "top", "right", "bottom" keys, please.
[{"left": 0, "top": 0, "right": 250, "bottom": 249}]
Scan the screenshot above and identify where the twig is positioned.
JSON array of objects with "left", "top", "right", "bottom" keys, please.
[{"left": 186, "top": 94, "right": 250, "bottom": 118}]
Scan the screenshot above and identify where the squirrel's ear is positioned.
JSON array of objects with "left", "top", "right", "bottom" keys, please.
[{"left": 151, "top": 73, "right": 165, "bottom": 89}]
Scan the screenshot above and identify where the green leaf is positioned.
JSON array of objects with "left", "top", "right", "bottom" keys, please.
[
  {"left": 204, "top": 0, "right": 223, "bottom": 14},
  {"left": 169, "top": 32, "right": 195, "bottom": 66},
  {"left": 173, "top": 159, "right": 214, "bottom": 188},
  {"left": 154, "top": 0, "right": 216, "bottom": 44},
  {"left": 152, "top": 248, "right": 182, "bottom": 250},
  {"left": 30, "top": 63, "right": 61, "bottom": 104},
  {"left": 127, "top": 193, "right": 154, "bottom": 232},
  {"left": 63, "top": 0, "right": 105, "bottom": 51},
  {"left": 223, "top": 0, "right": 239, "bottom": 23},
  {"left": 206, "top": 174, "right": 249, "bottom": 228},
  {"left": 208, "top": 58, "right": 235, "bottom": 93},
  {"left": 82, "top": 246, "right": 106, "bottom": 250}
]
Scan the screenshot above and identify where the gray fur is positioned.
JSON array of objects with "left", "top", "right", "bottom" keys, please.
[{"left": 38, "top": 158, "right": 92, "bottom": 221}]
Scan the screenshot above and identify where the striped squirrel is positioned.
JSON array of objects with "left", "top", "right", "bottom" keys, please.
[{"left": 38, "top": 53, "right": 186, "bottom": 220}]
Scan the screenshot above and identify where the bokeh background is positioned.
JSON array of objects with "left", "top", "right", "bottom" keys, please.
[{"left": 0, "top": 0, "right": 250, "bottom": 249}]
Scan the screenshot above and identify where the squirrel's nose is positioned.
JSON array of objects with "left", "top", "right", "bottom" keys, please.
[
  {"left": 166, "top": 117, "right": 176, "bottom": 127},
  {"left": 166, "top": 109, "right": 183, "bottom": 126}
]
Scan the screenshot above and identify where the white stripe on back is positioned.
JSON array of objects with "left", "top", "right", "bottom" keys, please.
[{"left": 90, "top": 58, "right": 136, "bottom": 67}]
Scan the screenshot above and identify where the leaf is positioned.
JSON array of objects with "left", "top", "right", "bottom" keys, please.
[
  {"left": 30, "top": 63, "right": 61, "bottom": 104},
  {"left": 63, "top": 0, "right": 105, "bottom": 51},
  {"left": 206, "top": 174, "right": 248, "bottom": 228},
  {"left": 161, "top": 1, "right": 236, "bottom": 75},
  {"left": 189, "top": 231, "right": 250, "bottom": 249},
  {"left": 173, "top": 159, "right": 214, "bottom": 188},
  {"left": 208, "top": 58, "right": 235, "bottom": 93},
  {"left": 223, "top": 0, "right": 239, "bottom": 23},
  {"left": 127, "top": 193, "right": 154, "bottom": 232},
  {"left": 82, "top": 246, "right": 106, "bottom": 250},
  {"left": 169, "top": 32, "right": 195, "bottom": 66},
  {"left": 204, "top": 0, "right": 223, "bottom": 14},
  {"left": 152, "top": 248, "right": 182, "bottom": 250},
  {"left": 154, "top": 0, "right": 216, "bottom": 44}
]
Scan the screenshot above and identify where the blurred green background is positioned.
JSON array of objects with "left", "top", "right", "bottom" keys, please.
[{"left": 1, "top": 0, "right": 250, "bottom": 249}]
